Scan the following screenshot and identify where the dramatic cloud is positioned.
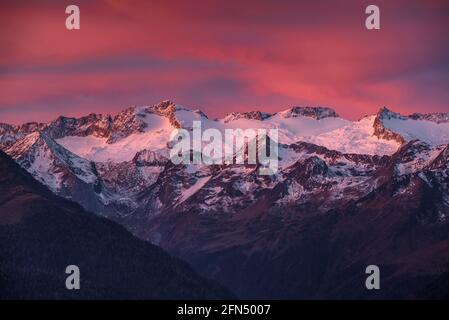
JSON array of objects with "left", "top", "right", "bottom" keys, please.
[{"left": 1, "top": 0, "right": 448, "bottom": 124}]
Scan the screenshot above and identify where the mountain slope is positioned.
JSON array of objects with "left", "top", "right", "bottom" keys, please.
[
  {"left": 0, "top": 151, "right": 233, "bottom": 299},
  {"left": 2, "top": 101, "right": 449, "bottom": 299}
]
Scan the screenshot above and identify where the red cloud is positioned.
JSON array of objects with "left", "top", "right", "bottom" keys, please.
[{"left": 1, "top": 0, "right": 448, "bottom": 124}]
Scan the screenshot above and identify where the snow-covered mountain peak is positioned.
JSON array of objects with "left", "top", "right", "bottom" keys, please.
[
  {"left": 5, "top": 131, "right": 42, "bottom": 158},
  {"left": 278, "top": 106, "right": 339, "bottom": 120},
  {"left": 0, "top": 121, "right": 46, "bottom": 149},
  {"left": 374, "top": 107, "right": 449, "bottom": 147},
  {"left": 108, "top": 106, "right": 148, "bottom": 142},
  {"left": 427, "top": 144, "right": 449, "bottom": 170},
  {"left": 373, "top": 108, "right": 407, "bottom": 144},
  {"left": 410, "top": 112, "right": 449, "bottom": 124},
  {"left": 379, "top": 139, "right": 445, "bottom": 177},
  {"left": 2, "top": 101, "right": 449, "bottom": 241}
]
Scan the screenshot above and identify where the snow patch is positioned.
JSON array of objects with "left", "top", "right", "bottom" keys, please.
[{"left": 178, "top": 176, "right": 211, "bottom": 203}]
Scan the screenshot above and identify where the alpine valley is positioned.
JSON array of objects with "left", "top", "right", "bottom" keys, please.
[{"left": 2, "top": 100, "right": 449, "bottom": 299}]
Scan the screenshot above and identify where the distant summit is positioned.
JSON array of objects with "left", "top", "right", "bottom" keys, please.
[{"left": 278, "top": 106, "right": 339, "bottom": 120}]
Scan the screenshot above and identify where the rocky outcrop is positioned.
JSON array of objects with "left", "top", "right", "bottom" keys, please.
[
  {"left": 373, "top": 107, "right": 406, "bottom": 144},
  {"left": 410, "top": 112, "right": 449, "bottom": 124}
]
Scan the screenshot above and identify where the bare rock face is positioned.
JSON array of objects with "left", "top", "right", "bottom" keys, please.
[
  {"left": 145, "top": 140, "right": 449, "bottom": 299},
  {"left": 223, "top": 111, "right": 273, "bottom": 122},
  {"left": 45, "top": 113, "right": 112, "bottom": 140},
  {"left": 147, "top": 100, "right": 183, "bottom": 128},
  {"left": 373, "top": 107, "right": 407, "bottom": 144},
  {"left": 373, "top": 107, "right": 449, "bottom": 145},
  {"left": 223, "top": 106, "right": 338, "bottom": 122},
  {"left": 0, "top": 122, "right": 46, "bottom": 149},
  {"left": 280, "top": 106, "right": 339, "bottom": 119}
]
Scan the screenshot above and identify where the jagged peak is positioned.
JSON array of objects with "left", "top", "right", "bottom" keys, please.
[
  {"left": 278, "top": 106, "right": 339, "bottom": 119},
  {"left": 409, "top": 112, "right": 449, "bottom": 124},
  {"left": 376, "top": 139, "right": 447, "bottom": 178},
  {"left": 146, "top": 100, "right": 186, "bottom": 115},
  {"left": 4, "top": 131, "right": 52, "bottom": 163},
  {"left": 55, "top": 113, "right": 92, "bottom": 121},
  {"left": 132, "top": 148, "right": 168, "bottom": 166},
  {"left": 376, "top": 107, "right": 407, "bottom": 120},
  {"left": 373, "top": 107, "right": 407, "bottom": 144},
  {"left": 0, "top": 122, "right": 14, "bottom": 130},
  {"left": 14, "top": 130, "right": 42, "bottom": 146},
  {"left": 0, "top": 122, "right": 47, "bottom": 149},
  {"left": 6, "top": 131, "right": 62, "bottom": 152},
  {"left": 426, "top": 143, "right": 449, "bottom": 170},
  {"left": 144, "top": 100, "right": 207, "bottom": 129},
  {"left": 6, "top": 131, "right": 94, "bottom": 167},
  {"left": 0, "top": 121, "right": 46, "bottom": 132},
  {"left": 150, "top": 99, "right": 177, "bottom": 111},
  {"left": 222, "top": 110, "right": 273, "bottom": 123}
]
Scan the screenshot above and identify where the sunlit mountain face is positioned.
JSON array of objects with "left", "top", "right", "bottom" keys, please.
[
  {"left": 1, "top": 0, "right": 449, "bottom": 300},
  {"left": 1, "top": 0, "right": 449, "bottom": 124},
  {"left": 1, "top": 100, "right": 449, "bottom": 298},
  {"left": 0, "top": 149, "right": 234, "bottom": 299}
]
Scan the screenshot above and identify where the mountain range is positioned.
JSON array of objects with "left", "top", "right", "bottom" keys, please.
[
  {"left": 1, "top": 100, "right": 449, "bottom": 298},
  {"left": 0, "top": 150, "right": 232, "bottom": 299}
]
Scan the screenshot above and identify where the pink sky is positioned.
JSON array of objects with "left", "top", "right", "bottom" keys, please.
[{"left": 1, "top": 0, "right": 448, "bottom": 124}]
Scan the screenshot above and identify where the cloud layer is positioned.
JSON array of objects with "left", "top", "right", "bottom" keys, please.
[{"left": 1, "top": 0, "right": 448, "bottom": 124}]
